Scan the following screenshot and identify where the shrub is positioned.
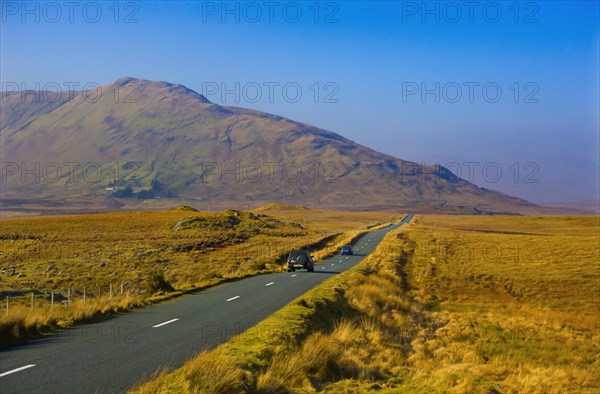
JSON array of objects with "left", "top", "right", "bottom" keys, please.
[{"left": 146, "top": 271, "right": 174, "bottom": 294}]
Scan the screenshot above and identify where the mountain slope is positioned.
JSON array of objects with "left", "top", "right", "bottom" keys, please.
[{"left": 0, "top": 77, "right": 535, "bottom": 212}]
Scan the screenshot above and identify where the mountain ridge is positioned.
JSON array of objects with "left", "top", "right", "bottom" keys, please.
[{"left": 0, "top": 77, "right": 536, "bottom": 213}]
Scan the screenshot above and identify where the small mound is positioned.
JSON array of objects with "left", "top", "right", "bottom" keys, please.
[
  {"left": 170, "top": 205, "right": 198, "bottom": 212},
  {"left": 173, "top": 210, "right": 305, "bottom": 234},
  {"left": 254, "top": 203, "right": 311, "bottom": 212}
]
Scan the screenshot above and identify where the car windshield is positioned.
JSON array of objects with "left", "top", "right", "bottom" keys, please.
[{"left": 289, "top": 250, "right": 306, "bottom": 258}]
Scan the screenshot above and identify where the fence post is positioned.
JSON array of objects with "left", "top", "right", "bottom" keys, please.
[
  {"left": 51, "top": 292, "right": 54, "bottom": 308},
  {"left": 83, "top": 287, "right": 86, "bottom": 301},
  {"left": 110, "top": 284, "right": 113, "bottom": 299},
  {"left": 5, "top": 296, "right": 8, "bottom": 313},
  {"left": 121, "top": 283, "right": 124, "bottom": 296},
  {"left": 31, "top": 293, "right": 34, "bottom": 310}
]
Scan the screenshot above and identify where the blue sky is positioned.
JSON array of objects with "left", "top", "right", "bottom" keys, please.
[{"left": 1, "top": 1, "right": 598, "bottom": 204}]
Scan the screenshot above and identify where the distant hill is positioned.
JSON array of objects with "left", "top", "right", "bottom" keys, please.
[{"left": 0, "top": 77, "right": 536, "bottom": 213}]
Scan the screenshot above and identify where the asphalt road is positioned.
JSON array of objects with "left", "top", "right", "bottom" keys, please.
[{"left": 0, "top": 214, "right": 413, "bottom": 393}]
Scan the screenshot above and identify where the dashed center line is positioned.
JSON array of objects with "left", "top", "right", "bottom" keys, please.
[
  {"left": 265, "top": 282, "right": 274, "bottom": 286},
  {"left": 321, "top": 267, "right": 326, "bottom": 270},
  {"left": 331, "top": 263, "right": 335, "bottom": 266},
  {"left": 152, "top": 318, "right": 179, "bottom": 328},
  {"left": 291, "top": 274, "right": 297, "bottom": 277},
  {"left": 226, "top": 296, "right": 240, "bottom": 302},
  {"left": 0, "top": 364, "right": 36, "bottom": 378}
]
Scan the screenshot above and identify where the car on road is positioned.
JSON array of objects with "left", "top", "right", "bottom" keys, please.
[
  {"left": 287, "top": 250, "right": 314, "bottom": 272},
  {"left": 341, "top": 245, "right": 353, "bottom": 255}
]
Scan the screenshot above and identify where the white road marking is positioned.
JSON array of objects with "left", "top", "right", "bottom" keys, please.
[
  {"left": 226, "top": 296, "right": 240, "bottom": 302},
  {"left": 291, "top": 274, "right": 297, "bottom": 277},
  {"left": 152, "top": 318, "right": 179, "bottom": 328},
  {"left": 346, "top": 257, "right": 349, "bottom": 259},
  {"left": 0, "top": 364, "right": 36, "bottom": 378},
  {"left": 265, "top": 282, "right": 274, "bottom": 286},
  {"left": 331, "top": 263, "right": 335, "bottom": 266},
  {"left": 321, "top": 267, "right": 326, "bottom": 270},
  {"left": 338, "top": 260, "right": 342, "bottom": 262}
]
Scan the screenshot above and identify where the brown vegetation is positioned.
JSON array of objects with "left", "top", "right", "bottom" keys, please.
[
  {"left": 132, "top": 215, "right": 599, "bottom": 393},
  {"left": 0, "top": 206, "right": 396, "bottom": 346}
]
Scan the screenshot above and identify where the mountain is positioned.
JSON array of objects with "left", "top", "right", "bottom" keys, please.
[{"left": 0, "top": 77, "right": 536, "bottom": 213}]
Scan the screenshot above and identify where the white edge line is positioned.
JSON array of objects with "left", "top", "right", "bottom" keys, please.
[
  {"left": 291, "top": 274, "right": 297, "bottom": 277},
  {"left": 0, "top": 364, "right": 36, "bottom": 378},
  {"left": 226, "top": 296, "right": 240, "bottom": 302},
  {"left": 321, "top": 267, "right": 326, "bottom": 270},
  {"left": 265, "top": 282, "right": 274, "bottom": 286},
  {"left": 152, "top": 318, "right": 179, "bottom": 328}
]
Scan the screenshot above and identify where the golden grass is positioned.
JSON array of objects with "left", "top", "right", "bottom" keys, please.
[
  {"left": 0, "top": 206, "right": 396, "bottom": 346},
  {"left": 1, "top": 294, "right": 145, "bottom": 343},
  {"left": 252, "top": 203, "right": 398, "bottom": 232},
  {"left": 131, "top": 215, "right": 599, "bottom": 393},
  {"left": 398, "top": 215, "right": 600, "bottom": 393}
]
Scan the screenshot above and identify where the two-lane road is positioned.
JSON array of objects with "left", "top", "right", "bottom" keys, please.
[{"left": 0, "top": 214, "right": 413, "bottom": 393}]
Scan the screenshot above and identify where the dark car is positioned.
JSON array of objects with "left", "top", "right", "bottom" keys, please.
[
  {"left": 341, "top": 245, "right": 353, "bottom": 255},
  {"left": 287, "top": 250, "right": 314, "bottom": 272}
]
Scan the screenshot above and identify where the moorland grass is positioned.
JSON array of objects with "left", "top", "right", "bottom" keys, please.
[
  {"left": 0, "top": 207, "right": 395, "bottom": 346},
  {"left": 131, "top": 215, "right": 599, "bottom": 393}
]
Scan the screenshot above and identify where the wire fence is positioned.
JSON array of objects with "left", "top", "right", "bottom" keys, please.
[{"left": 3, "top": 283, "right": 136, "bottom": 312}]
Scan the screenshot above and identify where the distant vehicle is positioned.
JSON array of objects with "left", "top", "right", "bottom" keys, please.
[
  {"left": 341, "top": 245, "right": 353, "bottom": 255},
  {"left": 287, "top": 250, "right": 314, "bottom": 272}
]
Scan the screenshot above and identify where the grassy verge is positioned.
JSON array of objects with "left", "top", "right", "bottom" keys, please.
[
  {"left": 0, "top": 206, "right": 396, "bottom": 347},
  {"left": 132, "top": 215, "right": 599, "bottom": 393}
]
